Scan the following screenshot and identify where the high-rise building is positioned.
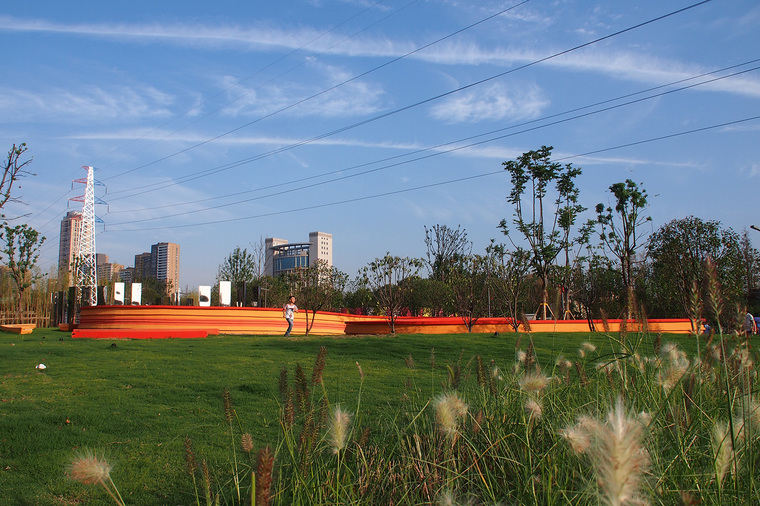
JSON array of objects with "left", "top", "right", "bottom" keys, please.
[
  {"left": 265, "top": 231, "right": 332, "bottom": 277},
  {"left": 151, "top": 242, "right": 180, "bottom": 294},
  {"left": 58, "top": 211, "right": 82, "bottom": 285},
  {"left": 134, "top": 252, "right": 152, "bottom": 279}
]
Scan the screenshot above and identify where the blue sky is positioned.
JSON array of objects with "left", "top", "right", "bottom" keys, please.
[{"left": 2, "top": 0, "right": 759, "bottom": 290}]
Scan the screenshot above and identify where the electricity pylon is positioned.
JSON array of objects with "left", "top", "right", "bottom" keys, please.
[{"left": 70, "top": 166, "right": 106, "bottom": 307}]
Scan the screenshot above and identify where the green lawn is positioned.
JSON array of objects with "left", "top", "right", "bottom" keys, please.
[{"left": 1, "top": 328, "right": 751, "bottom": 505}]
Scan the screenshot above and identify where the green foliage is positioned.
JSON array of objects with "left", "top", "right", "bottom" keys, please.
[
  {"left": 647, "top": 216, "right": 744, "bottom": 323},
  {"left": 1, "top": 223, "right": 46, "bottom": 321},
  {"left": 1, "top": 142, "right": 34, "bottom": 225},
  {"left": 359, "top": 253, "right": 424, "bottom": 332},
  {"left": 499, "top": 146, "right": 583, "bottom": 320},
  {"left": 217, "top": 246, "right": 258, "bottom": 286},
  {"left": 285, "top": 260, "right": 348, "bottom": 334}
]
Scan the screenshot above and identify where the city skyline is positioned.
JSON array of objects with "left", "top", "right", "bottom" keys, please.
[{"left": 2, "top": 0, "right": 759, "bottom": 289}]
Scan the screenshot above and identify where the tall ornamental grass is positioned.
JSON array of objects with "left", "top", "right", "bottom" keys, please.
[{"left": 182, "top": 327, "right": 758, "bottom": 505}]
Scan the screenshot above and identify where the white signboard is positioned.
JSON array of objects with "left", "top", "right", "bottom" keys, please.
[
  {"left": 131, "top": 283, "right": 142, "bottom": 305},
  {"left": 114, "top": 282, "right": 125, "bottom": 305},
  {"left": 219, "top": 281, "right": 231, "bottom": 306},
  {"left": 199, "top": 285, "right": 211, "bottom": 307}
]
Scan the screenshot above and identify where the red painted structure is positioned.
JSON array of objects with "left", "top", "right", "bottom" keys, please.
[{"left": 69, "top": 305, "right": 695, "bottom": 338}]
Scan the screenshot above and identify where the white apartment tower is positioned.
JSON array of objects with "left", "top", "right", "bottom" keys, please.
[{"left": 265, "top": 231, "right": 332, "bottom": 277}]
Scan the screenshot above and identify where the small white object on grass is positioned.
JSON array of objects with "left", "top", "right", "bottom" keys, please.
[{"left": 36, "top": 363, "right": 47, "bottom": 370}]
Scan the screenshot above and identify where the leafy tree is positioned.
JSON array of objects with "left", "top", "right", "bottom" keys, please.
[
  {"left": 499, "top": 146, "right": 582, "bottom": 319},
  {"left": 450, "top": 254, "right": 491, "bottom": 332},
  {"left": 596, "top": 180, "right": 651, "bottom": 319},
  {"left": 1, "top": 224, "right": 45, "bottom": 322},
  {"left": 403, "top": 276, "right": 453, "bottom": 317},
  {"left": 424, "top": 224, "right": 471, "bottom": 282},
  {"left": 217, "top": 246, "right": 257, "bottom": 285},
  {"left": 573, "top": 246, "right": 624, "bottom": 330},
  {"left": 359, "top": 253, "right": 423, "bottom": 333},
  {"left": 343, "top": 279, "right": 375, "bottom": 315},
  {"left": 286, "top": 260, "right": 348, "bottom": 335},
  {"left": 647, "top": 216, "right": 743, "bottom": 325},
  {"left": 487, "top": 242, "right": 532, "bottom": 331},
  {"left": 739, "top": 229, "right": 760, "bottom": 305},
  {"left": 1, "top": 143, "right": 34, "bottom": 230}
]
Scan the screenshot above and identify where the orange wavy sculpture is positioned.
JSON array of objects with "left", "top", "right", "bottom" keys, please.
[{"left": 71, "top": 305, "right": 695, "bottom": 338}]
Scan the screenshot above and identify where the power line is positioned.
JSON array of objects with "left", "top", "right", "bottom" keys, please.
[
  {"left": 96, "top": 0, "right": 417, "bottom": 175},
  {"left": 106, "top": 58, "right": 759, "bottom": 221},
  {"left": 104, "top": 112, "right": 760, "bottom": 232},
  {"left": 105, "top": 0, "right": 711, "bottom": 200},
  {"left": 103, "top": 0, "right": 531, "bottom": 192}
]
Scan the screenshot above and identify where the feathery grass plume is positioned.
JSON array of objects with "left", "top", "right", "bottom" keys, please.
[
  {"left": 658, "top": 343, "right": 690, "bottom": 393},
  {"left": 524, "top": 338, "right": 536, "bottom": 372},
  {"left": 356, "top": 361, "right": 364, "bottom": 380},
  {"left": 358, "top": 426, "right": 371, "bottom": 447},
  {"left": 653, "top": 333, "right": 662, "bottom": 357},
  {"left": 712, "top": 420, "right": 735, "bottom": 485},
  {"left": 636, "top": 304, "right": 649, "bottom": 334},
  {"left": 514, "top": 335, "right": 522, "bottom": 351},
  {"left": 560, "top": 419, "right": 592, "bottom": 455},
  {"left": 223, "top": 387, "right": 234, "bottom": 425},
  {"left": 518, "top": 370, "right": 553, "bottom": 395},
  {"left": 434, "top": 391, "right": 468, "bottom": 439},
  {"left": 255, "top": 445, "right": 274, "bottom": 506},
  {"left": 475, "top": 355, "right": 485, "bottom": 387},
  {"left": 284, "top": 388, "right": 295, "bottom": 430},
  {"left": 618, "top": 316, "right": 628, "bottom": 343},
  {"left": 574, "top": 361, "right": 590, "bottom": 387},
  {"left": 524, "top": 397, "right": 543, "bottom": 421},
  {"left": 184, "top": 436, "right": 198, "bottom": 476},
  {"left": 472, "top": 409, "right": 484, "bottom": 434},
  {"left": 430, "top": 347, "right": 436, "bottom": 370},
  {"left": 241, "top": 433, "right": 254, "bottom": 454},
  {"left": 67, "top": 449, "right": 125, "bottom": 506},
  {"left": 405, "top": 353, "right": 416, "bottom": 370},
  {"left": 687, "top": 279, "right": 703, "bottom": 335},
  {"left": 328, "top": 405, "right": 353, "bottom": 454},
  {"left": 312, "top": 346, "right": 327, "bottom": 386},
  {"left": 201, "top": 459, "right": 212, "bottom": 504},
  {"left": 705, "top": 256, "right": 724, "bottom": 333},
  {"left": 600, "top": 308, "right": 611, "bottom": 335},
  {"left": 521, "top": 313, "right": 532, "bottom": 333},
  {"left": 563, "top": 399, "right": 649, "bottom": 505}
]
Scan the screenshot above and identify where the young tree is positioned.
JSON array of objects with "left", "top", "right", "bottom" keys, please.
[
  {"left": 450, "top": 254, "right": 491, "bottom": 332},
  {"left": 487, "top": 242, "right": 532, "bottom": 331},
  {"left": 1, "top": 224, "right": 45, "bottom": 322},
  {"left": 360, "top": 253, "right": 423, "bottom": 333},
  {"left": 1, "top": 143, "right": 34, "bottom": 229},
  {"left": 424, "top": 224, "right": 471, "bottom": 283},
  {"left": 217, "top": 246, "right": 258, "bottom": 305},
  {"left": 595, "top": 180, "right": 651, "bottom": 320},
  {"left": 499, "top": 146, "right": 582, "bottom": 320},
  {"left": 287, "top": 260, "right": 348, "bottom": 335}
]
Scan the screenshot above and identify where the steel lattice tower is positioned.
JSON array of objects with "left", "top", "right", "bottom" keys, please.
[{"left": 72, "top": 166, "right": 99, "bottom": 306}]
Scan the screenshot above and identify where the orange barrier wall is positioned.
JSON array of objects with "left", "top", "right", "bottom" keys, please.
[
  {"left": 78, "top": 306, "right": 348, "bottom": 336},
  {"left": 78, "top": 306, "right": 695, "bottom": 336},
  {"left": 343, "top": 316, "right": 694, "bottom": 335}
]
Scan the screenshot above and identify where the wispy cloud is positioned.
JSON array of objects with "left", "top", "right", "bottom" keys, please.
[
  {"left": 0, "top": 85, "right": 174, "bottom": 121},
  {"left": 3, "top": 15, "right": 759, "bottom": 101},
  {"left": 219, "top": 61, "right": 388, "bottom": 118},
  {"left": 430, "top": 81, "right": 548, "bottom": 123}
]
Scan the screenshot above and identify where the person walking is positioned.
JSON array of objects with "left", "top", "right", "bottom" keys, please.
[{"left": 283, "top": 295, "right": 298, "bottom": 337}]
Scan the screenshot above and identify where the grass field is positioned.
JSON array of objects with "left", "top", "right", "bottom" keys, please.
[{"left": 0, "top": 327, "right": 756, "bottom": 505}]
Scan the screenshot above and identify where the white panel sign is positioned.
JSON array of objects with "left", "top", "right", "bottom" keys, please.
[
  {"left": 199, "top": 285, "right": 211, "bottom": 307},
  {"left": 219, "top": 281, "right": 231, "bottom": 306},
  {"left": 114, "top": 282, "right": 125, "bottom": 305},
  {"left": 131, "top": 283, "right": 142, "bottom": 305}
]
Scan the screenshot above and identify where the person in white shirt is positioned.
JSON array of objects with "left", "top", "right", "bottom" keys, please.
[{"left": 283, "top": 295, "right": 298, "bottom": 337}]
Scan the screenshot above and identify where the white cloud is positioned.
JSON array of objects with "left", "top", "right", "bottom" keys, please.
[
  {"left": 0, "top": 85, "right": 174, "bottom": 121},
  {"left": 430, "top": 82, "right": 548, "bottom": 123}
]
